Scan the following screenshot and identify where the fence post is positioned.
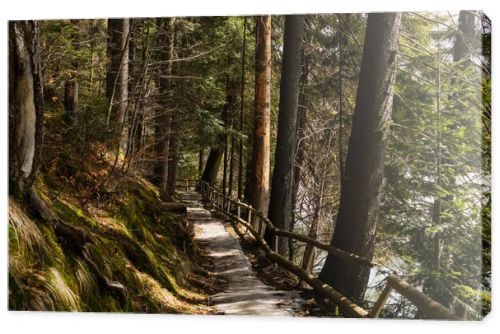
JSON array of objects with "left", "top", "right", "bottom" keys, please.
[
  {"left": 369, "top": 280, "right": 393, "bottom": 318},
  {"left": 247, "top": 209, "right": 252, "bottom": 228}
]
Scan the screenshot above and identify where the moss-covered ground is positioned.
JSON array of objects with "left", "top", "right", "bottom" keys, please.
[{"left": 9, "top": 170, "right": 217, "bottom": 314}]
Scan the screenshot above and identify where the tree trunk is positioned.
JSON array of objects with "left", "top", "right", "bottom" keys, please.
[
  {"left": 319, "top": 13, "right": 402, "bottom": 303},
  {"left": 63, "top": 19, "right": 80, "bottom": 127},
  {"left": 124, "top": 20, "right": 141, "bottom": 163},
  {"left": 198, "top": 149, "right": 205, "bottom": 177},
  {"left": 165, "top": 136, "right": 179, "bottom": 200},
  {"left": 266, "top": 15, "right": 305, "bottom": 255},
  {"left": 289, "top": 43, "right": 309, "bottom": 261},
  {"left": 106, "top": 19, "right": 130, "bottom": 129},
  {"left": 64, "top": 80, "right": 79, "bottom": 126},
  {"left": 222, "top": 57, "right": 231, "bottom": 201},
  {"left": 337, "top": 15, "right": 345, "bottom": 181},
  {"left": 201, "top": 148, "right": 223, "bottom": 185},
  {"left": 453, "top": 11, "right": 476, "bottom": 63},
  {"left": 228, "top": 133, "right": 235, "bottom": 199},
  {"left": 152, "top": 18, "right": 175, "bottom": 191},
  {"left": 226, "top": 80, "right": 238, "bottom": 200},
  {"left": 238, "top": 17, "right": 248, "bottom": 200},
  {"left": 248, "top": 15, "right": 272, "bottom": 221},
  {"left": 201, "top": 64, "right": 238, "bottom": 189},
  {"left": 9, "top": 21, "right": 44, "bottom": 195},
  {"left": 163, "top": 19, "right": 179, "bottom": 199}
]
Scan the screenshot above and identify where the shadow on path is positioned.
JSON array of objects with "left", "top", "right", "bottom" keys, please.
[{"left": 179, "top": 191, "right": 302, "bottom": 316}]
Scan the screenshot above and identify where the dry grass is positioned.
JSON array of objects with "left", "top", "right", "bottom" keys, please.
[
  {"left": 8, "top": 173, "right": 216, "bottom": 314},
  {"left": 9, "top": 200, "right": 51, "bottom": 263}
]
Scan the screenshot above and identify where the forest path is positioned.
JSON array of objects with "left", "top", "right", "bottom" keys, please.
[{"left": 179, "top": 191, "right": 302, "bottom": 316}]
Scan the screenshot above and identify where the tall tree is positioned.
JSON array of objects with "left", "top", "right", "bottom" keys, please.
[
  {"left": 424, "top": 10, "right": 477, "bottom": 307},
  {"left": 165, "top": 137, "right": 179, "bottom": 199},
  {"left": 266, "top": 15, "right": 305, "bottom": 254},
  {"left": 106, "top": 19, "right": 130, "bottom": 137},
  {"left": 164, "top": 18, "right": 180, "bottom": 200},
  {"left": 222, "top": 56, "right": 232, "bottom": 201},
  {"left": 63, "top": 19, "right": 80, "bottom": 127},
  {"left": 237, "top": 17, "right": 248, "bottom": 200},
  {"left": 248, "top": 15, "right": 272, "bottom": 221},
  {"left": 152, "top": 18, "right": 176, "bottom": 194},
  {"left": 201, "top": 147, "right": 223, "bottom": 186},
  {"left": 379, "top": 12, "right": 487, "bottom": 315},
  {"left": 9, "top": 21, "right": 44, "bottom": 194},
  {"left": 198, "top": 149, "right": 205, "bottom": 177},
  {"left": 319, "top": 12, "right": 402, "bottom": 302},
  {"left": 453, "top": 11, "right": 476, "bottom": 63},
  {"left": 289, "top": 43, "right": 309, "bottom": 261}
]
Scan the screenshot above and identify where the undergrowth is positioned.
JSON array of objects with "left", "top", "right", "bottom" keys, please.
[{"left": 9, "top": 168, "right": 216, "bottom": 313}]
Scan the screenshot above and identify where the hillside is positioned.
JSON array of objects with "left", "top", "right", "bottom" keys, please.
[{"left": 9, "top": 170, "right": 217, "bottom": 313}]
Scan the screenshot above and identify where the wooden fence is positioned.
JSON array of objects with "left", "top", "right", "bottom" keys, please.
[
  {"left": 194, "top": 180, "right": 463, "bottom": 319},
  {"left": 175, "top": 179, "right": 199, "bottom": 191}
]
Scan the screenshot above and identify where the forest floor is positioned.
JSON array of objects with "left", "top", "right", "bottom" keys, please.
[
  {"left": 9, "top": 156, "right": 220, "bottom": 313},
  {"left": 180, "top": 191, "right": 304, "bottom": 316}
]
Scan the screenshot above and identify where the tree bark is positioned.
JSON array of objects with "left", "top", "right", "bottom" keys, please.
[
  {"left": 319, "top": 12, "right": 402, "bottom": 303},
  {"left": 152, "top": 18, "right": 175, "bottom": 191},
  {"left": 238, "top": 17, "right": 248, "bottom": 200},
  {"left": 163, "top": 19, "right": 179, "bottom": 199},
  {"left": 266, "top": 15, "right": 305, "bottom": 255},
  {"left": 9, "top": 20, "right": 44, "bottom": 194},
  {"left": 289, "top": 42, "right": 309, "bottom": 261},
  {"left": 453, "top": 11, "right": 476, "bottom": 63},
  {"left": 165, "top": 136, "right": 179, "bottom": 199},
  {"left": 226, "top": 80, "right": 238, "bottom": 200},
  {"left": 228, "top": 129, "right": 235, "bottom": 199},
  {"left": 198, "top": 149, "right": 205, "bottom": 177},
  {"left": 63, "top": 19, "right": 80, "bottom": 127},
  {"left": 106, "top": 19, "right": 130, "bottom": 128},
  {"left": 337, "top": 15, "right": 346, "bottom": 181},
  {"left": 248, "top": 15, "right": 272, "bottom": 221},
  {"left": 201, "top": 148, "right": 223, "bottom": 186},
  {"left": 222, "top": 56, "right": 231, "bottom": 201}
]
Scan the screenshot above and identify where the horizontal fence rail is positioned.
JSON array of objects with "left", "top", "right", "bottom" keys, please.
[
  {"left": 175, "top": 179, "right": 199, "bottom": 191},
  {"left": 196, "top": 180, "right": 463, "bottom": 320}
]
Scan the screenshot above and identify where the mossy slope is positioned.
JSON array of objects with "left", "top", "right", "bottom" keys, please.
[{"left": 9, "top": 174, "right": 215, "bottom": 314}]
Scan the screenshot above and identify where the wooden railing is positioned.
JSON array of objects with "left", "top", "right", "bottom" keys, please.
[
  {"left": 175, "top": 179, "right": 199, "bottom": 191},
  {"left": 198, "top": 180, "right": 463, "bottom": 320}
]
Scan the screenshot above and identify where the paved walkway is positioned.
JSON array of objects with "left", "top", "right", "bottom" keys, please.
[{"left": 179, "top": 191, "right": 301, "bottom": 316}]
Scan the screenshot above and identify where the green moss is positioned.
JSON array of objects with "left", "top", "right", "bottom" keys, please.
[
  {"left": 139, "top": 226, "right": 158, "bottom": 247},
  {"left": 53, "top": 199, "right": 99, "bottom": 230},
  {"left": 9, "top": 173, "right": 211, "bottom": 314},
  {"left": 38, "top": 173, "right": 58, "bottom": 191},
  {"left": 38, "top": 224, "right": 64, "bottom": 266},
  {"left": 94, "top": 294, "right": 120, "bottom": 312},
  {"left": 9, "top": 225, "right": 19, "bottom": 255}
]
